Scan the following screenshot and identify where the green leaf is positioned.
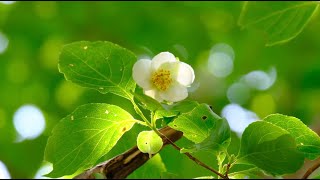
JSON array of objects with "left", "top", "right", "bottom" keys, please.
[
  {"left": 58, "top": 41, "right": 136, "bottom": 100},
  {"left": 95, "top": 123, "right": 145, "bottom": 165},
  {"left": 264, "top": 113, "right": 320, "bottom": 160},
  {"left": 180, "top": 117, "right": 230, "bottom": 155},
  {"left": 162, "top": 100, "right": 200, "bottom": 125},
  {"left": 168, "top": 100, "right": 200, "bottom": 114},
  {"left": 44, "top": 103, "right": 136, "bottom": 177},
  {"left": 168, "top": 103, "right": 224, "bottom": 143},
  {"left": 127, "top": 154, "right": 167, "bottom": 179},
  {"left": 238, "top": 2, "right": 319, "bottom": 46},
  {"left": 238, "top": 121, "right": 304, "bottom": 176}
]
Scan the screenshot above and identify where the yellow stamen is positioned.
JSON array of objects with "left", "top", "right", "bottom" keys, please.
[{"left": 151, "top": 69, "right": 172, "bottom": 91}]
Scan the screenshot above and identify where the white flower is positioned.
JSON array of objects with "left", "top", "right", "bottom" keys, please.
[{"left": 133, "top": 52, "right": 195, "bottom": 103}]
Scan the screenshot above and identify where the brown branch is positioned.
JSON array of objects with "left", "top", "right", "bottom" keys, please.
[
  {"left": 302, "top": 158, "right": 320, "bottom": 179},
  {"left": 73, "top": 126, "right": 183, "bottom": 179}
]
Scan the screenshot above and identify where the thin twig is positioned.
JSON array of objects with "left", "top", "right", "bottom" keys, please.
[
  {"left": 302, "top": 158, "right": 320, "bottom": 179},
  {"left": 225, "top": 163, "right": 231, "bottom": 179},
  {"left": 156, "top": 130, "right": 228, "bottom": 179}
]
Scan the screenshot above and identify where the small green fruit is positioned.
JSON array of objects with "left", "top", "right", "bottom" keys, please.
[{"left": 137, "top": 130, "right": 163, "bottom": 158}]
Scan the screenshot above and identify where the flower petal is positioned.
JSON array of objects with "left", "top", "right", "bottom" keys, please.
[
  {"left": 176, "top": 62, "right": 195, "bottom": 86},
  {"left": 159, "top": 83, "right": 188, "bottom": 102},
  {"left": 151, "top": 52, "right": 177, "bottom": 70},
  {"left": 132, "top": 59, "right": 153, "bottom": 89},
  {"left": 144, "top": 89, "right": 163, "bottom": 102}
]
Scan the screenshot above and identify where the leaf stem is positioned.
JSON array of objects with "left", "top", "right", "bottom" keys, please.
[
  {"left": 130, "top": 98, "right": 153, "bottom": 128},
  {"left": 132, "top": 119, "right": 148, "bottom": 127},
  {"left": 151, "top": 111, "right": 157, "bottom": 128},
  {"left": 302, "top": 158, "right": 320, "bottom": 179}
]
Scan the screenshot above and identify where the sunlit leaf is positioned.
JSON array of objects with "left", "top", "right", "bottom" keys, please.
[
  {"left": 239, "top": 1, "right": 319, "bottom": 46},
  {"left": 58, "top": 41, "right": 136, "bottom": 100},
  {"left": 238, "top": 121, "right": 304, "bottom": 176},
  {"left": 168, "top": 100, "right": 200, "bottom": 114},
  {"left": 264, "top": 113, "right": 320, "bottom": 160},
  {"left": 180, "top": 117, "right": 230, "bottom": 155},
  {"left": 44, "top": 103, "right": 136, "bottom": 177},
  {"left": 168, "top": 103, "right": 224, "bottom": 143},
  {"left": 162, "top": 100, "right": 200, "bottom": 125}
]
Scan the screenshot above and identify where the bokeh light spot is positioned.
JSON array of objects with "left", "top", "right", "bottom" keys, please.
[
  {"left": 221, "top": 103, "right": 259, "bottom": 137},
  {"left": 243, "top": 67, "right": 277, "bottom": 90},
  {"left": 244, "top": 71, "right": 270, "bottom": 90},
  {"left": 0, "top": 161, "right": 11, "bottom": 179},
  {"left": 13, "top": 104, "right": 46, "bottom": 141},
  {"left": 0, "top": 1, "right": 15, "bottom": 5},
  {"left": 210, "top": 43, "right": 235, "bottom": 60},
  {"left": 0, "top": 32, "right": 9, "bottom": 54},
  {"left": 208, "top": 52, "right": 233, "bottom": 78}
]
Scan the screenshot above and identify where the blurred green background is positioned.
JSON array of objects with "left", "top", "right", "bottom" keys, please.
[{"left": 0, "top": 1, "right": 320, "bottom": 179}]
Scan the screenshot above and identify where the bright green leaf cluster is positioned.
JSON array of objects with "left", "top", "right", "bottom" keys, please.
[
  {"left": 44, "top": 37, "right": 320, "bottom": 179},
  {"left": 264, "top": 114, "right": 320, "bottom": 160},
  {"left": 238, "top": 121, "right": 304, "bottom": 176},
  {"left": 238, "top": 114, "right": 320, "bottom": 176}
]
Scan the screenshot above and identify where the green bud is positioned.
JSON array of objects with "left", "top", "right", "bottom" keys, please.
[{"left": 137, "top": 130, "right": 163, "bottom": 158}]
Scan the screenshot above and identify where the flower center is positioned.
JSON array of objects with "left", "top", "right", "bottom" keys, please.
[{"left": 151, "top": 69, "right": 172, "bottom": 91}]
